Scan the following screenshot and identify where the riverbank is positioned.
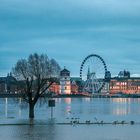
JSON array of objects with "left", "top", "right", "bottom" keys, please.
[{"left": 0, "top": 93, "right": 140, "bottom": 98}]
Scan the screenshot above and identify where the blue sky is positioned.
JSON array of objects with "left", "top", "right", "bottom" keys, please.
[{"left": 0, "top": 0, "right": 140, "bottom": 77}]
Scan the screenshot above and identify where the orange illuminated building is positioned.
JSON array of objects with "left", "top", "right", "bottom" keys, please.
[
  {"left": 110, "top": 70, "right": 140, "bottom": 94},
  {"left": 110, "top": 78, "right": 140, "bottom": 94},
  {"left": 71, "top": 80, "right": 79, "bottom": 94},
  {"left": 49, "top": 82, "right": 60, "bottom": 94},
  {"left": 49, "top": 81, "right": 79, "bottom": 94}
]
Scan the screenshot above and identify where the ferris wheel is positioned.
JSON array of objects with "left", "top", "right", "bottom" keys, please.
[{"left": 80, "top": 54, "right": 107, "bottom": 94}]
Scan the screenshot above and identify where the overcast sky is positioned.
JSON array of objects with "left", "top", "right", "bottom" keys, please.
[{"left": 0, "top": 0, "right": 140, "bottom": 77}]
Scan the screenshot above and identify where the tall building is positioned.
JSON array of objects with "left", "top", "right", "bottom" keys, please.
[
  {"left": 102, "top": 71, "right": 111, "bottom": 93},
  {"left": 60, "top": 67, "right": 71, "bottom": 94},
  {"left": 118, "top": 70, "right": 130, "bottom": 78},
  {"left": 87, "top": 67, "right": 90, "bottom": 80},
  {"left": 105, "top": 71, "right": 111, "bottom": 82}
]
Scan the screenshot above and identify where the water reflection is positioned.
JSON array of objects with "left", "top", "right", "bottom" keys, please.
[
  {"left": 84, "top": 97, "right": 91, "bottom": 102},
  {"left": 64, "top": 98, "right": 71, "bottom": 104},
  {"left": 3, "top": 98, "right": 140, "bottom": 140},
  {"left": 112, "top": 98, "right": 129, "bottom": 115},
  {"left": 112, "top": 98, "right": 131, "bottom": 103},
  {"left": 1, "top": 97, "right": 140, "bottom": 122},
  {"left": 0, "top": 124, "right": 140, "bottom": 140},
  {"left": 10, "top": 120, "right": 57, "bottom": 140},
  {"left": 1, "top": 98, "right": 140, "bottom": 140},
  {"left": 112, "top": 107, "right": 130, "bottom": 116},
  {"left": 5, "top": 98, "right": 8, "bottom": 118},
  {"left": 66, "top": 105, "right": 71, "bottom": 114}
]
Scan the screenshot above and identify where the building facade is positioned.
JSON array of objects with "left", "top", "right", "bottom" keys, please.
[
  {"left": 49, "top": 82, "right": 60, "bottom": 94},
  {"left": 110, "top": 77, "right": 140, "bottom": 94},
  {"left": 110, "top": 70, "right": 140, "bottom": 94},
  {"left": 71, "top": 80, "right": 79, "bottom": 94},
  {"left": 60, "top": 67, "right": 71, "bottom": 94},
  {"left": 1, "top": 70, "right": 140, "bottom": 95},
  {"left": 0, "top": 73, "right": 18, "bottom": 93}
]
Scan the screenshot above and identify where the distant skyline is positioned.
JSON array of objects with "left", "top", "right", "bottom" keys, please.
[{"left": 1, "top": 0, "right": 140, "bottom": 77}]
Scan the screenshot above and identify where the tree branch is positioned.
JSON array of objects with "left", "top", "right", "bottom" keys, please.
[
  {"left": 33, "top": 81, "right": 54, "bottom": 105},
  {"left": 40, "top": 81, "right": 54, "bottom": 96}
]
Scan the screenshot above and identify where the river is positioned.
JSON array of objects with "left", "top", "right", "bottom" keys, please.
[{"left": 0, "top": 97, "right": 140, "bottom": 140}]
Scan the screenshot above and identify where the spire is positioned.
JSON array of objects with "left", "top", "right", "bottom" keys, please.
[{"left": 87, "top": 66, "right": 90, "bottom": 80}]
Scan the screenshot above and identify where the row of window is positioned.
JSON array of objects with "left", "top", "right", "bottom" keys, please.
[{"left": 110, "top": 86, "right": 140, "bottom": 90}]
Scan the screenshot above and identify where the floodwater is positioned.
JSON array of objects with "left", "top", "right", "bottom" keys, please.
[{"left": 0, "top": 97, "right": 140, "bottom": 140}]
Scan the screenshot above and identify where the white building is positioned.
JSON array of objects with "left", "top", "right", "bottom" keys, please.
[{"left": 60, "top": 67, "right": 71, "bottom": 94}]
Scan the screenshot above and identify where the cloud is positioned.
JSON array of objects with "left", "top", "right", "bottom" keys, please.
[{"left": 0, "top": 0, "right": 140, "bottom": 77}]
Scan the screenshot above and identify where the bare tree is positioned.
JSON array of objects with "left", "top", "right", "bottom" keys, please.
[{"left": 12, "top": 53, "right": 61, "bottom": 119}]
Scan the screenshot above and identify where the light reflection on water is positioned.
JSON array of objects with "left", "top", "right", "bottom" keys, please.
[
  {"left": 1, "top": 98, "right": 140, "bottom": 121},
  {"left": 0, "top": 98, "right": 140, "bottom": 119},
  {"left": 0, "top": 98, "right": 140, "bottom": 140}
]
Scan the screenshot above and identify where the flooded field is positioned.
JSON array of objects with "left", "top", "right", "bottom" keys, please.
[{"left": 0, "top": 97, "right": 140, "bottom": 140}]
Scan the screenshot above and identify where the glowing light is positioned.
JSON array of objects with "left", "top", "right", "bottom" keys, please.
[{"left": 65, "top": 98, "right": 71, "bottom": 104}]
